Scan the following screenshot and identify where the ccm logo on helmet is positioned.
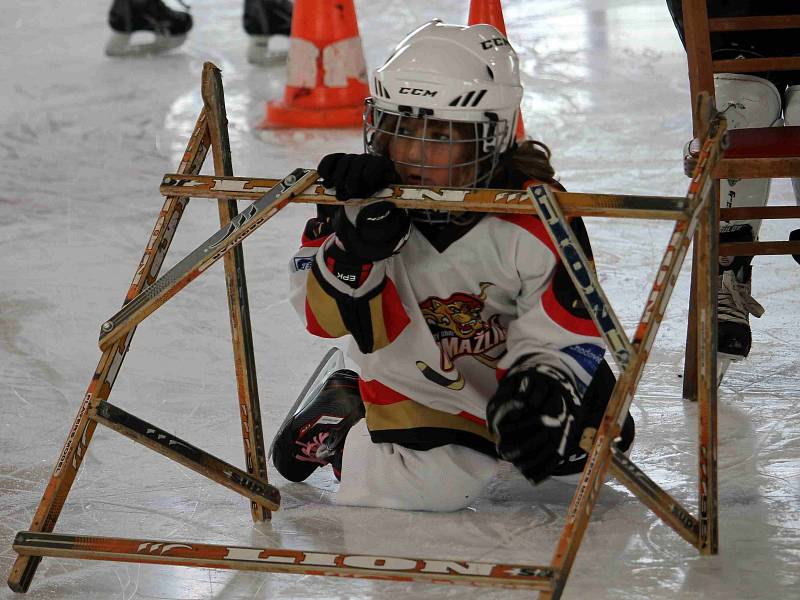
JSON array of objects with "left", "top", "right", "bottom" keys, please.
[
  {"left": 399, "top": 87, "right": 438, "bottom": 97},
  {"left": 481, "top": 37, "right": 508, "bottom": 50}
]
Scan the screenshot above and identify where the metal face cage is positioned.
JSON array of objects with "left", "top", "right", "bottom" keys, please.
[{"left": 363, "top": 99, "right": 510, "bottom": 224}]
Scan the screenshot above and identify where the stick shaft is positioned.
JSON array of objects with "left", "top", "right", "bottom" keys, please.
[
  {"left": 98, "top": 169, "right": 318, "bottom": 351},
  {"left": 202, "top": 62, "right": 271, "bottom": 522},
  {"left": 529, "top": 185, "right": 634, "bottom": 370},
  {"left": 90, "top": 402, "right": 279, "bottom": 510},
  {"left": 159, "top": 174, "right": 691, "bottom": 220},
  {"left": 13, "top": 532, "right": 556, "bottom": 590},
  {"left": 609, "top": 447, "right": 699, "bottom": 546}
]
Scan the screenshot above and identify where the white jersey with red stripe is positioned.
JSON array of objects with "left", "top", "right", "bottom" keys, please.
[{"left": 289, "top": 211, "right": 606, "bottom": 437}]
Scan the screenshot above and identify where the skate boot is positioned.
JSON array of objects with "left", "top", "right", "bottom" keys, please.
[
  {"left": 717, "top": 266, "right": 764, "bottom": 361},
  {"left": 272, "top": 369, "right": 364, "bottom": 482},
  {"left": 790, "top": 228, "right": 800, "bottom": 266},
  {"left": 106, "top": 0, "right": 192, "bottom": 57},
  {"left": 717, "top": 226, "right": 765, "bottom": 381},
  {"left": 550, "top": 361, "right": 635, "bottom": 483},
  {"left": 243, "top": 0, "right": 292, "bottom": 65}
]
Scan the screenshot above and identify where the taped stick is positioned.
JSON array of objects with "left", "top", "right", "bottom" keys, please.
[{"left": 609, "top": 446, "right": 699, "bottom": 547}]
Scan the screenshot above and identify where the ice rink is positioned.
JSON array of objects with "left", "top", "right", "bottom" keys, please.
[{"left": 1, "top": 0, "right": 799, "bottom": 598}]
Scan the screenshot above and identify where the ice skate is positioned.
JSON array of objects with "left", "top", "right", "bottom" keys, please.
[
  {"left": 271, "top": 362, "right": 364, "bottom": 482},
  {"left": 243, "top": 0, "right": 292, "bottom": 66},
  {"left": 716, "top": 266, "right": 764, "bottom": 383},
  {"left": 268, "top": 347, "right": 344, "bottom": 460},
  {"left": 716, "top": 225, "right": 764, "bottom": 382},
  {"left": 105, "top": 0, "right": 192, "bottom": 57}
]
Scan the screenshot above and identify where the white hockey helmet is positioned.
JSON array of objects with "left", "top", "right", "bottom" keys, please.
[{"left": 363, "top": 20, "right": 523, "bottom": 193}]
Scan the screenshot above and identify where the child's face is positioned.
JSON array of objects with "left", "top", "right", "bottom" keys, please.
[{"left": 386, "top": 117, "right": 478, "bottom": 188}]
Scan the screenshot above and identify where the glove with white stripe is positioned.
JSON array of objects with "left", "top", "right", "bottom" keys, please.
[
  {"left": 486, "top": 356, "right": 584, "bottom": 484},
  {"left": 317, "top": 153, "right": 410, "bottom": 263}
]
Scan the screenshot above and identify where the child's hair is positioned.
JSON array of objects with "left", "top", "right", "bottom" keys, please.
[
  {"left": 512, "top": 140, "right": 557, "bottom": 182},
  {"left": 490, "top": 139, "right": 562, "bottom": 190}
]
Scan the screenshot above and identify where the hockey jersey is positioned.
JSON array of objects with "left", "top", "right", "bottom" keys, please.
[{"left": 289, "top": 196, "right": 606, "bottom": 457}]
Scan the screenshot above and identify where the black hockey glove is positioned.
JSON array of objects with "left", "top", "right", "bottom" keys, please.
[
  {"left": 317, "top": 153, "right": 410, "bottom": 263},
  {"left": 486, "top": 357, "right": 584, "bottom": 484},
  {"left": 318, "top": 153, "right": 397, "bottom": 201}
]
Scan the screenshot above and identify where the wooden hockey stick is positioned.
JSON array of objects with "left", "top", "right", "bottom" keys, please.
[
  {"left": 12, "top": 532, "right": 556, "bottom": 591},
  {"left": 159, "top": 174, "right": 692, "bottom": 220},
  {"left": 202, "top": 63, "right": 271, "bottom": 522},
  {"left": 90, "top": 402, "right": 280, "bottom": 510},
  {"left": 609, "top": 446, "right": 699, "bottom": 546},
  {"left": 97, "top": 168, "right": 319, "bottom": 351},
  {"left": 529, "top": 185, "right": 634, "bottom": 370},
  {"left": 532, "top": 113, "right": 726, "bottom": 599},
  {"left": 6, "top": 108, "right": 213, "bottom": 594}
]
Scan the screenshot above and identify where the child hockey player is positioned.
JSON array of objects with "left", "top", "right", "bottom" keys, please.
[{"left": 274, "top": 20, "right": 634, "bottom": 511}]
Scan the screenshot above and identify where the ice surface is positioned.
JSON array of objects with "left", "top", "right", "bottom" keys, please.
[{"left": 1, "top": 1, "right": 799, "bottom": 599}]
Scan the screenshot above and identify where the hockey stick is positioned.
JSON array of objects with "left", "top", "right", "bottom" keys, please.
[
  {"left": 12, "top": 531, "right": 556, "bottom": 590},
  {"left": 529, "top": 185, "right": 634, "bottom": 370},
  {"left": 6, "top": 109, "right": 213, "bottom": 594},
  {"left": 538, "top": 112, "right": 727, "bottom": 599},
  {"left": 90, "top": 402, "right": 280, "bottom": 510},
  {"left": 159, "top": 174, "right": 691, "bottom": 220},
  {"left": 609, "top": 445, "right": 699, "bottom": 546},
  {"left": 202, "top": 62, "right": 271, "bottom": 522},
  {"left": 89, "top": 401, "right": 281, "bottom": 510},
  {"left": 98, "top": 168, "right": 319, "bottom": 351}
]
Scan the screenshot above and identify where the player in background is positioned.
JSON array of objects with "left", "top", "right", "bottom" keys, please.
[
  {"left": 105, "top": 0, "right": 292, "bottom": 64},
  {"left": 666, "top": 0, "right": 800, "bottom": 363},
  {"left": 272, "top": 20, "right": 634, "bottom": 511}
]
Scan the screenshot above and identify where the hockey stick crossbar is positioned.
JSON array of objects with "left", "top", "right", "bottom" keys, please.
[
  {"left": 98, "top": 169, "right": 319, "bottom": 351},
  {"left": 12, "top": 532, "right": 556, "bottom": 590},
  {"left": 159, "top": 174, "right": 691, "bottom": 220},
  {"left": 90, "top": 402, "right": 280, "bottom": 510}
]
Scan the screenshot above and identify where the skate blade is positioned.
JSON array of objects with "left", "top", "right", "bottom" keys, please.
[
  {"left": 267, "top": 347, "right": 345, "bottom": 459},
  {"left": 717, "top": 352, "right": 743, "bottom": 387},
  {"left": 105, "top": 32, "right": 188, "bottom": 57}
]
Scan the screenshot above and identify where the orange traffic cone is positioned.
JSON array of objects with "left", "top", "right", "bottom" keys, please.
[
  {"left": 259, "top": 0, "right": 369, "bottom": 128},
  {"left": 467, "top": 0, "right": 526, "bottom": 141}
]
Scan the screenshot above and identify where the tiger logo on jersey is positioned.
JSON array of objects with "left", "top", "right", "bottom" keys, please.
[{"left": 420, "top": 282, "right": 506, "bottom": 371}]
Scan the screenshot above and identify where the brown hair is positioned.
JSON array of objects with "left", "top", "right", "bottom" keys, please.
[{"left": 489, "top": 138, "right": 563, "bottom": 190}]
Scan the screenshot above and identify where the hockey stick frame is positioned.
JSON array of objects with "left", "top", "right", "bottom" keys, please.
[{"left": 7, "top": 65, "right": 726, "bottom": 600}]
